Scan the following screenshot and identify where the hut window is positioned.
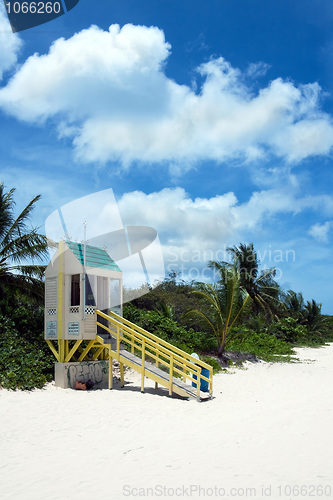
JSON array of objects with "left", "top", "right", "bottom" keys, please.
[
  {"left": 71, "top": 274, "right": 80, "bottom": 306},
  {"left": 110, "top": 279, "right": 121, "bottom": 315},
  {"left": 85, "top": 275, "right": 96, "bottom": 306}
]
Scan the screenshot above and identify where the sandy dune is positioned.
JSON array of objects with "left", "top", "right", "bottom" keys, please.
[{"left": 1, "top": 344, "right": 332, "bottom": 500}]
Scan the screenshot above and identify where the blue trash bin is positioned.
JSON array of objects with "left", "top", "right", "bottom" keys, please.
[
  {"left": 200, "top": 368, "right": 209, "bottom": 392},
  {"left": 191, "top": 353, "right": 209, "bottom": 393},
  {"left": 192, "top": 368, "right": 209, "bottom": 392}
]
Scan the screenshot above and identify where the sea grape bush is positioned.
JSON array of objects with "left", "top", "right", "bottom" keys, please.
[{"left": 0, "top": 316, "right": 53, "bottom": 390}]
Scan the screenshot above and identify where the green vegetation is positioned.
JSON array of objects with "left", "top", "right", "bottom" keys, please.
[
  {"left": 0, "top": 184, "right": 50, "bottom": 390},
  {"left": 185, "top": 261, "right": 252, "bottom": 356},
  {"left": 227, "top": 328, "right": 296, "bottom": 363},
  {"left": 123, "top": 303, "right": 217, "bottom": 354},
  {"left": 125, "top": 244, "right": 333, "bottom": 369},
  {"left": 269, "top": 317, "right": 307, "bottom": 344},
  {"left": 0, "top": 183, "right": 48, "bottom": 301},
  {"left": 0, "top": 315, "right": 53, "bottom": 390},
  {"left": 227, "top": 243, "right": 281, "bottom": 319},
  {"left": 201, "top": 356, "right": 223, "bottom": 373}
]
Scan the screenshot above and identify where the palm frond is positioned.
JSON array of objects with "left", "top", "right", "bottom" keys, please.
[
  {"left": 1, "top": 231, "right": 48, "bottom": 262},
  {"left": 10, "top": 264, "right": 46, "bottom": 280},
  {"left": 0, "top": 272, "right": 45, "bottom": 300},
  {"left": 185, "top": 261, "right": 251, "bottom": 355},
  {"left": 184, "top": 308, "right": 219, "bottom": 341},
  {"left": 0, "top": 184, "right": 46, "bottom": 304},
  {"left": 1, "top": 194, "right": 42, "bottom": 245},
  {"left": 0, "top": 184, "right": 15, "bottom": 239}
]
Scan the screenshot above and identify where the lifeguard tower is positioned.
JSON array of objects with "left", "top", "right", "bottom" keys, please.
[
  {"left": 45, "top": 240, "right": 213, "bottom": 400},
  {"left": 45, "top": 240, "right": 123, "bottom": 388}
]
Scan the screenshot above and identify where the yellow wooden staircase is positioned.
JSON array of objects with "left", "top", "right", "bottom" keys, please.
[{"left": 96, "top": 310, "right": 213, "bottom": 401}]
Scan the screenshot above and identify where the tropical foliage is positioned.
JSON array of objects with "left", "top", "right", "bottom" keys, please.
[
  {"left": 0, "top": 183, "right": 48, "bottom": 303},
  {"left": 185, "top": 262, "right": 252, "bottom": 356},
  {"left": 226, "top": 243, "right": 281, "bottom": 318},
  {"left": 123, "top": 302, "right": 217, "bottom": 353},
  {"left": 0, "top": 184, "right": 51, "bottom": 390},
  {"left": 282, "top": 290, "right": 329, "bottom": 339},
  {"left": 124, "top": 242, "right": 333, "bottom": 360},
  {"left": 0, "top": 315, "right": 53, "bottom": 390},
  {"left": 227, "top": 328, "right": 296, "bottom": 362}
]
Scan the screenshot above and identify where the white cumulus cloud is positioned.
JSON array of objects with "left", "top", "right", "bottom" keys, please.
[
  {"left": 308, "top": 221, "right": 332, "bottom": 242},
  {"left": 0, "top": 3, "right": 22, "bottom": 79},
  {"left": 117, "top": 187, "right": 333, "bottom": 267},
  {"left": 0, "top": 23, "right": 333, "bottom": 168}
]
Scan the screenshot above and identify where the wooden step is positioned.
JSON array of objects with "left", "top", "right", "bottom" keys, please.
[{"left": 111, "top": 346, "right": 211, "bottom": 401}]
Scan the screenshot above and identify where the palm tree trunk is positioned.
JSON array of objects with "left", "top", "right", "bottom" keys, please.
[{"left": 217, "top": 335, "right": 227, "bottom": 357}]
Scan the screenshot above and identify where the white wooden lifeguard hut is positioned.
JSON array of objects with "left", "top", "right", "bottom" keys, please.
[{"left": 44, "top": 240, "right": 123, "bottom": 388}]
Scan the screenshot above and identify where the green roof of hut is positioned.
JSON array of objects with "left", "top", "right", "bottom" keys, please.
[{"left": 65, "top": 241, "right": 121, "bottom": 272}]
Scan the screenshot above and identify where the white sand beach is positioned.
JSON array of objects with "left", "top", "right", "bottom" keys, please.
[{"left": 1, "top": 344, "right": 332, "bottom": 500}]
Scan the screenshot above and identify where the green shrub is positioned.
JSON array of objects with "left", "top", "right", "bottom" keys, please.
[
  {"left": 227, "top": 328, "right": 296, "bottom": 362},
  {"left": 322, "top": 317, "right": 333, "bottom": 343},
  {"left": 0, "top": 316, "right": 53, "bottom": 390},
  {"left": 269, "top": 317, "right": 307, "bottom": 344},
  {"left": 297, "top": 314, "right": 333, "bottom": 346},
  {"left": 201, "top": 355, "right": 223, "bottom": 373},
  {"left": 123, "top": 304, "right": 217, "bottom": 353}
]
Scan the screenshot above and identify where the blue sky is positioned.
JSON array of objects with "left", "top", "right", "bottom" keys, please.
[{"left": 1, "top": 0, "right": 333, "bottom": 313}]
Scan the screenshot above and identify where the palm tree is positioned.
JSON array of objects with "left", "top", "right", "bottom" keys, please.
[
  {"left": 0, "top": 183, "right": 48, "bottom": 302},
  {"left": 283, "top": 290, "right": 305, "bottom": 321},
  {"left": 185, "top": 262, "right": 252, "bottom": 356},
  {"left": 283, "top": 291, "right": 328, "bottom": 335},
  {"left": 227, "top": 243, "right": 281, "bottom": 319},
  {"left": 302, "top": 299, "right": 328, "bottom": 336}
]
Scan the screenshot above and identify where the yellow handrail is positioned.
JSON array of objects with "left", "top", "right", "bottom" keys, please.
[
  {"left": 96, "top": 320, "right": 202, "bottom": 386},
  {"left": 103, "top": 309, "right": 213, "bottom": 372},
  {"left": 98, "top": 320, "right": 206, "bottom": 382},
  {"left": 96, "top": 309, "right": 213, "bottom": 397}
]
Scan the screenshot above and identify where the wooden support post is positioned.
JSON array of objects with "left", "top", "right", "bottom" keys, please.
[
  {"left": 57, "top": 241, "right": 64, "bottom": 352},
  {"left": 46, "top": 340, "right": 60, "bottom": 361},
  {"left": 141, "top": 339, "right": 145, "bottom": 393},
  {"left": 78, "top": 339, "right": 95, "bottom": 362},
  {"left": 64, "top": 340, "right": 83, "bottom": 362},
  {"left": 65, "top": 340, "right": 69, "bottom": 359},
  {"left": 108, "top": 351, "right": 113, "bottom": 389},
  {"left": 58, "top": 339, "right": 65, "bottom": 363},
  {"left": 183, "top": 364, "right": 187, "bottom": 383},
  {"left": 196, "top": 366, "right": 201, "bottom": 402},
  {"left": 92, "top": 346, "right": 105, "bottom": 361},
  {"left": 155, "top": 350, "right": 159, "bottom": 389},
  {"left": 116, "top": 325, "right": 120, "bottom": 361},
  {"left": 169, "top": 354, "right": 174, "bottom": 397}
]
